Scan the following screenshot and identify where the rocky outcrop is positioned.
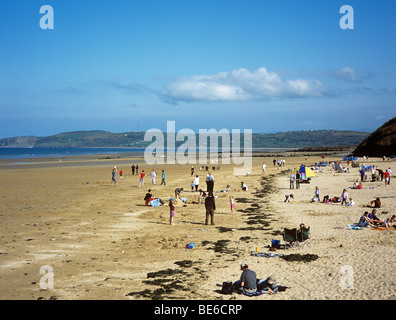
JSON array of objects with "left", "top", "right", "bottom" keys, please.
[
  {"left": 352, "top": 117, "right": 396, "bottom": 157},
  {"left": 0, "top": 136, "right": 37, "bottom": 148}
]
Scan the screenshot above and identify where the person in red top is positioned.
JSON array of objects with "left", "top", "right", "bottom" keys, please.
[
  {"left": 139, "top": 170, "right": 145, "bottom": 187},
  {"left": 384, "top": 170, "right": 390, "bottom": 185}
]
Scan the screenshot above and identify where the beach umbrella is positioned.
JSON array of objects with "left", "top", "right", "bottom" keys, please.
[{"left": 293, "top": 165, "right": 315, "bottom": 179}]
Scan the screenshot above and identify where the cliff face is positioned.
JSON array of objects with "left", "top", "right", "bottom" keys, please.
[
  {"left": 0, "top": 136, "right": 37, "bottom": 148},
  {"left": 352, "top": 117, "right": 396, "bottom": 157}
]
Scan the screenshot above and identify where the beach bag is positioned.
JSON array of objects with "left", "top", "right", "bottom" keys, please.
[
  {"left": 221, "top": 281, "right": 234, "bottom": 294},
  {"left": 312, "top": 196, "right": 318, "bottom": 202}
]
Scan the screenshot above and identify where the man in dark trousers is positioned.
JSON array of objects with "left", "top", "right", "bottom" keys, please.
[
  {"left": 296, "top": 172, "right": 301, "bottom": 189},
  {"left": 204, "top": 191, "right": 216, "bottom": 225}
]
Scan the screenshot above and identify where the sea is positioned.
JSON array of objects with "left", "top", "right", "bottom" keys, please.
[
  {"left": 0, "top": 147, "right": 145, "bottom": 160},
  {"left": 0, "top": 147, "right": 296, "bottom": 160}
]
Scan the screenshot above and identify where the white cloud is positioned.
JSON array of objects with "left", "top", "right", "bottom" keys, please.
[
  {"left": 160, "top": 68, "right": 327, "bottom": 104},
  {"left": 333, "top": 67, "right": 374, "bottom": 82}
]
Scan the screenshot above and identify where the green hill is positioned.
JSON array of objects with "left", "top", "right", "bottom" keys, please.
[{"left": 0, "top": 129, "right": 370, "bottom": 149}]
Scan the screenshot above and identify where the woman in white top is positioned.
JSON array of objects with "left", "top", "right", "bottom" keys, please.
[{"left": 193, "top": 175, "right": 200, "bottom": 191}]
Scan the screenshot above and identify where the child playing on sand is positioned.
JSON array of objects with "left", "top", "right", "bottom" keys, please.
[
  {"left": 169, "top": 200, "right": 175, "bottom": 226},
  {"left": 284, "top": 193, "right": 294, "bottom": 203},
  {"left": 119, "top": 169, "right": 123, "bottom": 179},
  {"left": 314, "top": 186, "right": 320, "bottom": 202},
  {"left": 341, "top": 189, "right": 348, "bottom": 205},
  {"left": 229, "top": 196, "right": 235, "bottom": 214}
]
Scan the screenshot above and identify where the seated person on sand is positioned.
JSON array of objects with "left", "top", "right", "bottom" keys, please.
[
  {"left": 370, "top": 197, "right": 381, "bottom": 208},
  {"left": 233, "top": 263, "right": 257, "bottom": 294},
  {"left": 348, "top": 198, "right": 356, "bottom": 206},
  {"left": 241, "top": 182, "right": 248, "bottom": 191},
  {"left": 353, "top": 181, "right": 363, "bottom": 189},
  {"left": 369, "top": 209, "right": 383, "bottom": 225},
  {"left": 383, "top": 215, "right": 396, "bottom": 228},
  {"left": 284, "top": 193, "right": 294, "bottom": 203},
  {"left": 144, "top": 189, "right": 154, "bottom": 205},
  {"left": 144, "top": 189, "right": 164, "bottom": 206},
  {"left": 358, "top": 212, "right": 375, "bottom": 228}
]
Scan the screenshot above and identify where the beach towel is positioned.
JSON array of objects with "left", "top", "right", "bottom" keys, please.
[
  {"left": 149, "top": 199, "right": 160, "bottom": 207},
  {"left": 251, "top": 252, "right": 283, "bottom": 258},
  {"left": 371, "top": 227, "right": 396, "bottom": 231}
]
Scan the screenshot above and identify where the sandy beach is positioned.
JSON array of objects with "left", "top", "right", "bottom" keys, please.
[{"left": 0, "top": 153, "right": 395, "bottom": 300}]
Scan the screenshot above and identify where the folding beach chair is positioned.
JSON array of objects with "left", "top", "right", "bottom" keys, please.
[
  {"left": 298, "top": 226, "right": 311, "bottom": 248},
  {"left": 283, "top": 228, "right": 299, "bottom": 249}
]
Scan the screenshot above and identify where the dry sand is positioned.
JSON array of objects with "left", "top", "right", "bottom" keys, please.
[{"left": 0, "top": 154, "right": 395, "bottom": 300}]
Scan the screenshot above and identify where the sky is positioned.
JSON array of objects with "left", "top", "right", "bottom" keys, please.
[{"left": 0, "top": 0, "right": 395, "bottom": 138}]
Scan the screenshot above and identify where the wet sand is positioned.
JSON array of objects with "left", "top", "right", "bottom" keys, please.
[{"left": 0, "top": 154, "right": 395, "bottom": 300}]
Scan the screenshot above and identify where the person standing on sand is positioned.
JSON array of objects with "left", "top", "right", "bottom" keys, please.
[
  {"left": 150, "top": 169, "right": 156, "bottom": 184},
  {"left": 205, "top": 191, "right": 216, "bottom": 225},
  {"left": 111, "top": 166, "right": 118, "bottom": 187},
  {"left": 314, "top": 186, "right": 320, "bottom": 202},
  {"left": 135, "top": 164, "right": 139, "bottom": 175},
  {"left": 169, "top": 200, "right": 176, "bottom": 226},
  {"left": 295, "top": 172, "right": 300, "bottom": 189},
  {"left": 290, "top": 172, "right": 296, "bottom": 189},
  {"left": 229, "top": 196, "right": 235, "bottom": 214},
  {"left": 193, "top": 175, "right": 199, "bottom": 191},
  {"left": 131, "top": 164, "right": 135, "bottom": 175},
  {"left": 139, "top": 170, "right": 145, "bottom": 187}
]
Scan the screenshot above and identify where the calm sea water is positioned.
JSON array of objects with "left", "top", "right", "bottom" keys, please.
[
  {"left": 0, "top": 147, "right": 296, "bottom": 160},
  {"left": 0, "top": 147, "right": 145, "bottom": 159}
]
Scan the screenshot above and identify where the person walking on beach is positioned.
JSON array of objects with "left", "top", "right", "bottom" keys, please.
[
  {"left": 131, "top": 164, "right": 136, "bottom": 175},
  {"left": 205, "top": 191, "right": 216, "bottom": 225},
  {"left": 262, "top": 163, "right": 267, "bottom": 174},
  {"left": 135, "top": 165, "right": 139, "bottom": 175},
  {"left": 191, "top": 166, "right": 195, "bottom": 176},
  {"left": 160, "top": 169, "right": 166, "bottom": 185},
  {"left": 139, "top": 170, "right": 145, "bottom": 187},
  {"left": 341, "top": 189, "right": 348, "bottom": 205},
  {"left": 111, "top": 166, "right": 118, "bottom": 187},
  {"left": 169, "top": 199, "right": 176, "bottom": 226}
]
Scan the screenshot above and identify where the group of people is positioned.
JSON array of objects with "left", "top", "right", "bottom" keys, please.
[
  {"left": 358, "top": 210, "right": 396, "bottom": 229},
  {"left": 359, "top": 165, "right": 392, "bottom": 185}
]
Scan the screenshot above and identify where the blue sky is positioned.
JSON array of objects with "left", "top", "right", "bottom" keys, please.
[{"left": 0, "top": 0, "right": 395, "bottom": 138}]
